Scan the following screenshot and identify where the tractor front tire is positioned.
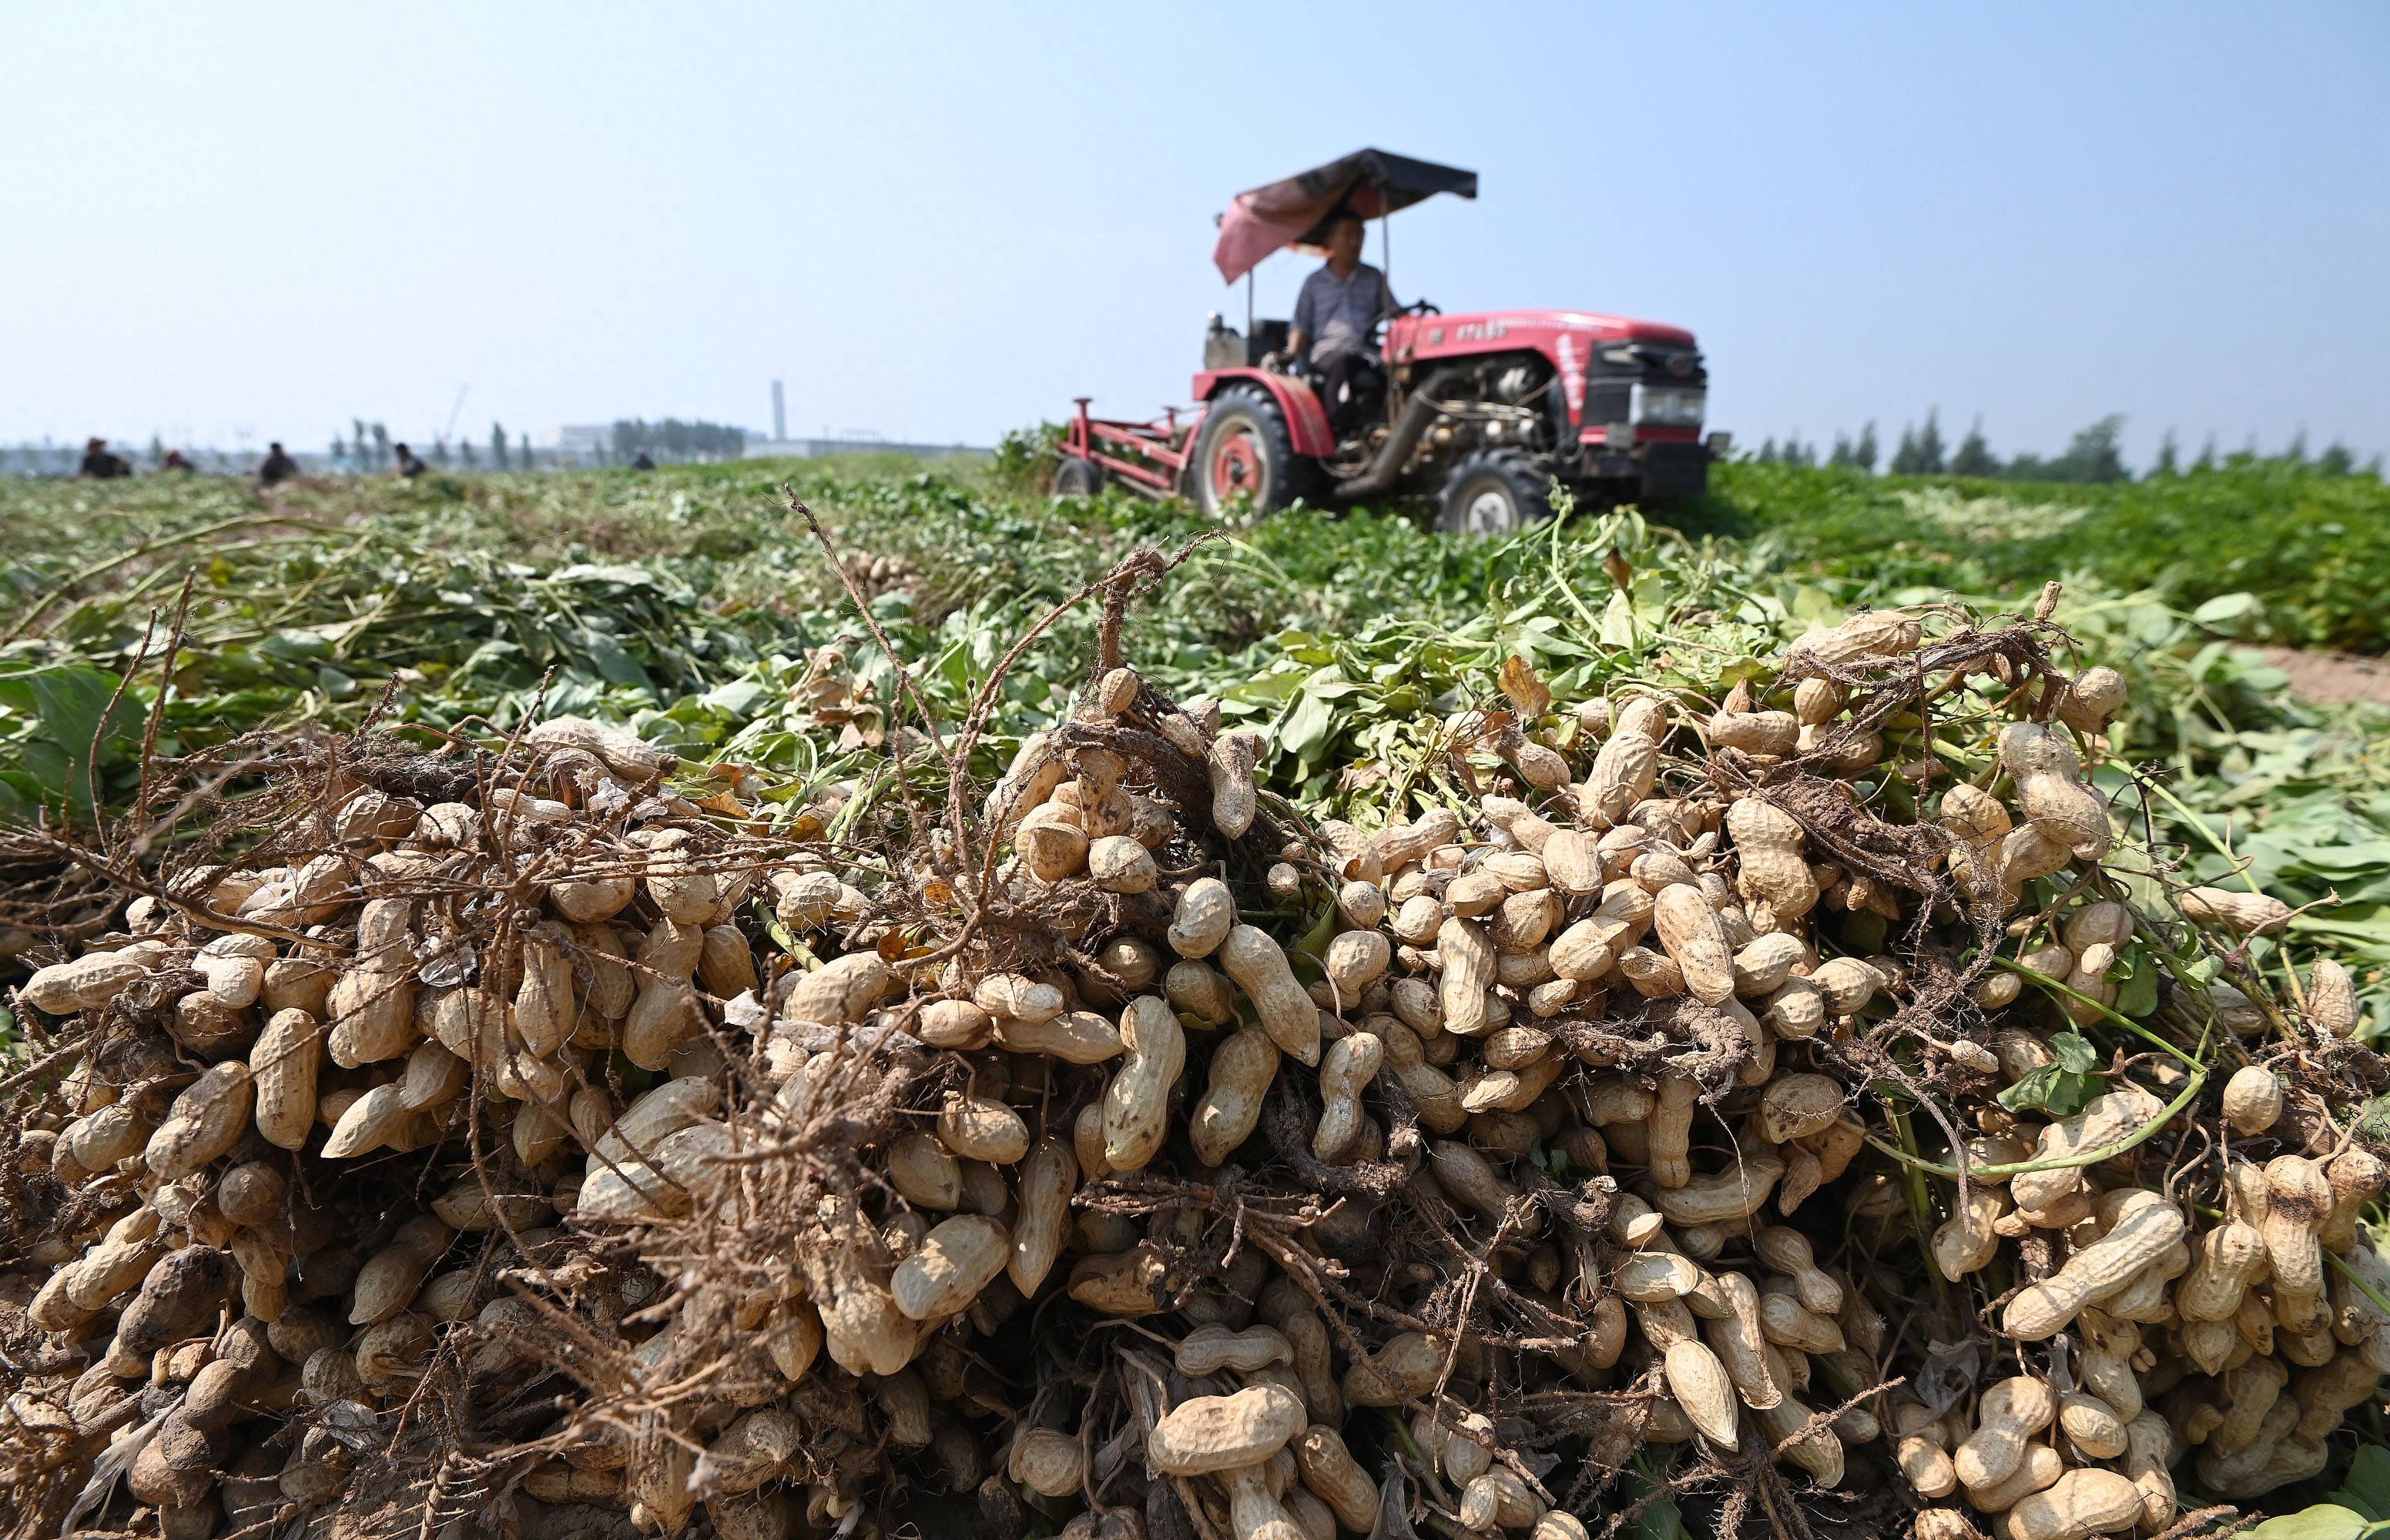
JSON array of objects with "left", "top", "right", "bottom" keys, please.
[
  {"left": 1051, "top": 455, "right": 1105, "bottom": 499},
  {"left": 1194, "top": 386, "right": 1311, "bottom": 518},
  {"left": 1434, "top": 449, "right": 1553, "bottom": 537}
]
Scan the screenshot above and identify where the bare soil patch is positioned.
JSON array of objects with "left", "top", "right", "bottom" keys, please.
[{"left": 2255, "top": 645, "right": 2390, "bottom": 705}]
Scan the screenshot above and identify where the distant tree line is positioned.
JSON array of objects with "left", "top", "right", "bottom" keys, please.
[
  {"left": 12, "top": 416, "right": 578, "bottom": 478},
  {"left": 320, "top": 419, "right": 553, "bottom": 472},
  {"left": 0, "top": 443, "right": 257, "bottom": 476},
  {"left": 328, "top": 420, "right": 394, "bottom": 467},
  {"left": 1748, "top": 412, "right": 2379, "bottom": 484},
  {"left": 9, "top": 413, "right": 742, "bottom": 479},
  {"left": 608, "top": 419, "right": 746, "bottom": 464}
]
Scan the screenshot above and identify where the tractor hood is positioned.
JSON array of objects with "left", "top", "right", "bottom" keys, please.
[
  {"left": 1389, "top": 310, "right": 1698, "bottom": 366},
  {"left": 1385, "top": 310, "right": 1705, "bottom": 437},
  {"left": 1212, "top": 149, "right": 1477, "bottom": 284}
]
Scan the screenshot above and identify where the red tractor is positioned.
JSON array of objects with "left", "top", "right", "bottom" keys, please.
[{"left": 1056, "top": 149, "right": 1729, "bottom": 534}]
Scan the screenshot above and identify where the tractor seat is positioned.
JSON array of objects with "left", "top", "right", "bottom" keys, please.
[{"left": 1203, "top": 316, "right": 1291, "bottom": 370}]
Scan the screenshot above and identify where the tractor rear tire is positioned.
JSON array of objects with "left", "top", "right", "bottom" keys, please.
[
  {"left": 1051, "top": 456, "right": 1105, "bottom": 498},
  {"left": 1193, "top": 386, "right": 1312, "bottom": 518},
  {"left": 1434, "top": 449, "right": 1553, "bottom": 537}
]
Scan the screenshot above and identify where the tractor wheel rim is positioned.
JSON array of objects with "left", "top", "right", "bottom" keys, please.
[
  {"left": 1463, "top": 487, "right": 1515, "bottom": 534},
  {"left": 1210, "top": 428, "right": 1264, "bottom": 505}
]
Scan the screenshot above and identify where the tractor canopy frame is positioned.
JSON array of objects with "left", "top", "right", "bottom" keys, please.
[{"left": 1212, "top": 148, "right": 1477, "bottom": 285}]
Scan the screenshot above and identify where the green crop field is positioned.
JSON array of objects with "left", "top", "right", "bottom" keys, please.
[
  {"left": 6, "top": 451, "right": 2388, "bottom": 1021},
  {"left": 1701, "top": 460, "right": 2390, "bottom": 654}
]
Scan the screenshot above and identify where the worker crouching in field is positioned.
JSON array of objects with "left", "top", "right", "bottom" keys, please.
[{"left": 79, "top": 437, "right": 131, "bottom": 478}]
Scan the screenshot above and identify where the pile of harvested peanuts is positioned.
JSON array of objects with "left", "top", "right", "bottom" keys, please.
[{"left": 5, "top": 594, "right": 2384, "bottom": 1540}]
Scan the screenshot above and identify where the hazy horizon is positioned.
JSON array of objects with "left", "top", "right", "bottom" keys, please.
[{"left": 5, "top": 2, "right": 2384, "bottom": 468}]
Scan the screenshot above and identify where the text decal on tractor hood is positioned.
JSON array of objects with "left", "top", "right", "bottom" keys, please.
[
  {"left": 1453, "top": 320, "right": 1508, "bottom": 342},
  {"left": 1556, "top": 331, "right": 1586, "bottom": 420}
]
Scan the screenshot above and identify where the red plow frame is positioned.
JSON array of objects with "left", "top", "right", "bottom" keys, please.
[{"left": 1061, "top": 397, "right": 1202, "bottom": 499}]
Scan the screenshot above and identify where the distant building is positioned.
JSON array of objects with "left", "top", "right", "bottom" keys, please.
[
  {"left": 552, "top": 425, "right": 615, "bottom": 457},
  {"left": 743, "top": 435, "right": 986, "bottom": 460},
  {"left": 539, "top": 424, "right": 986, "bottom": 465}
]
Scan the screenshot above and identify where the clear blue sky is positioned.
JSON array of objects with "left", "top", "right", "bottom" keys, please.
[{"left": 5, "top": 2, "right": 2383, "bottom": 467}]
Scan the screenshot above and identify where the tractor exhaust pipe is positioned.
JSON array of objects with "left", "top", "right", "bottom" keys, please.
[{"left": 1335, "top": 367, "right": 1466, "bottom": 500}]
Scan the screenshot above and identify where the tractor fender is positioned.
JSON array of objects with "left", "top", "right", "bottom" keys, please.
[{"left": 1191, "top": 368, "right": 1335, "bottom": 457}]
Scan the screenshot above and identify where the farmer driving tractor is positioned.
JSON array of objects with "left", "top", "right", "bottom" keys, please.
[
  {"left": 1286, "top": 212, "right": 1393, "bottom": 440},
  {"left": 1055, "top": 147, "right": 1725, "bottom": 531}
]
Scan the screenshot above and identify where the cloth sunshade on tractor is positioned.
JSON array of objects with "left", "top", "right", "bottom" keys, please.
[{"left": 1210, "top": 148, "right": 1477, "bottom": 285}]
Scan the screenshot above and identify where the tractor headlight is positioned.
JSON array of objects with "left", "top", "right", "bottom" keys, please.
[{"left": 1631, "top": 385, "right": 1706, "bottom": 426}]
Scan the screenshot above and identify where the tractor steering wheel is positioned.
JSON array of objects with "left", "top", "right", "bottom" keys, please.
[{"left": 1403, "top": 298, "right": 1442, "bottom": 316}]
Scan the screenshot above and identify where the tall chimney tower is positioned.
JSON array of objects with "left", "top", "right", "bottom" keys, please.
[{"left": 771, "top": 380, "right": 786, "bottom": 444}]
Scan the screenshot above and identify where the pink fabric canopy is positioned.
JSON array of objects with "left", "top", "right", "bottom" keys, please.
[{"left": 1211, "top": 149, "right": 1477, "bottom": 285}]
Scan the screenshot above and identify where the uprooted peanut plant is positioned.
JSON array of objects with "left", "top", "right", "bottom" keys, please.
[{"left": 3, "top": 547, "right": 2386, "bottom": 1540}]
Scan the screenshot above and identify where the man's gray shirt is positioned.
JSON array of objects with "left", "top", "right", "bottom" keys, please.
[{"left": 1292, "top": 260, "right": 1394, "bottom": 362}]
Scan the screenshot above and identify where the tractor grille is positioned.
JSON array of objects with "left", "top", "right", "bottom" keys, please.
[
  {"left": 1641, "top": 440, "right": 1709, "bottom": 500},
  {"left": 1581, "top": 380, "right": 1632, "bottom": 430},
  {"left": 1580, "top": 345, "right": 1705, "bottom": 429}
]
